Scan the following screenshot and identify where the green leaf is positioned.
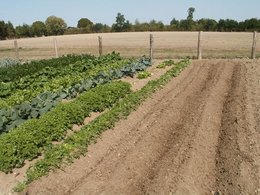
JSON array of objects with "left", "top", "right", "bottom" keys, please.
[{"left": 31, "top": 110, "right": 39, "bottom": 119}]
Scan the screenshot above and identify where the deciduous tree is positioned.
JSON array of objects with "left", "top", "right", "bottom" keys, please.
[
  {"left": 45, "top": 16, "right": 67, "bottom": 35},
  {"left": 112, "top": 13, "right": 131, "bottom": 32},
  {"left": 77, "top": 18, "right": 93, "bottom": 28},
  {"left": 32, "top": 21, "right": 47, "bottom": 37},
  {"left": 16, "top": 24, "right": 33, "bottom": 38}
]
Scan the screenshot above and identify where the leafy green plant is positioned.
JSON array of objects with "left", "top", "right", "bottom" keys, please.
[
  {"left": 156, "top": 63, "right": 166, "bottom": 69},
  {"left": 164, "top": 60, "right": 175, "bottom": 66},
  {"left": 156, "top": 59, "right": 175, "bottom": 69},
  {"left": 0, "top": 58, "right": 20, "bottom": 68},
  {"left": 137, "top": 71, "right": 151, "bottom": 79}
]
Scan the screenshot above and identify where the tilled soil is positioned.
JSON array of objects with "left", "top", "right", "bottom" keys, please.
[{"left": 23, "top": 59, "right": 260, "bottom": 195}]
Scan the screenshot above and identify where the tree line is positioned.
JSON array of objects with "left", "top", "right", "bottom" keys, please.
[{"left": 0, "top": 8, "right": 260, "bottom": 40}]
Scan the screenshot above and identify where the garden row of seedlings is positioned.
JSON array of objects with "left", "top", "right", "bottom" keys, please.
[{"left": 0, "top": 53, "right": 189, "bottom": 192}]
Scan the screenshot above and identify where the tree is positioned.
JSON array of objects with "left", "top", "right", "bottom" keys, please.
[
  {"left": 187, "top": 7, "right": 195, "bottom": 21},
  {"left": 0, "top": 21, "right": 7, "bottom": 40},
  {"left": 6, "top": 21, "right": 15, "bottom": 38},
  {"left": 92, "top": 23, "right": 104, "bottom": 33},
  {"left": 238, "top": 21, "right": 245, "bottom": 32},
  {"left": 16, "top": 24, "right": 33, "bottom": 38},
  {"left": 179, "top": 19, "right": 189, "bottom": 31},
  {"left": 149, "top": 20, "right": 164, "bottom": 31},
  {"left": 217, "top": 19, "right": 226, "bottom": 32},
  {"left": 170, "top": 18, "right": 180, "bottom": 30},
  {"left": 243, "top": 18, "right": 260, "bottom": 31},
  {"left": 0, "top": 21, "right": 15, "bottom": 39},
  {"left": 102, "top": 24, "right": 111, "bottom": 32},
  {"left": 112, "top": 13, "right": 131, "bottom": 32},
  {"left": 113, "top": 13, "right": 125, "bottom": 32},
  {"left": 139, "top": 22, "right": 150, "bottom": 31},
  {"left": 170, "top": 18, "right": 179, "bottom": 26},
  {"left": 77, "top": 18, "right": 93, "bottom": 28},
  {"left": 133, "top": 19, "right": 147, "bottom": 32},
  {"left": 197, "top": 19, "right": 217, "bottom": 31},
  {"left": 45, "top": 16, "right": 67, "bottom": 35},
  {"left": 32, "top": 21, "right": 47, "bottom": 37},
  {"left": 218, "top": 19, "right": 238, "bottom": 32},
  {"left": 186, "top": 7, "right": 195, "bottom": 31},
  {"left": 225, "top": 19, "right": 239, "bottom": 31}
]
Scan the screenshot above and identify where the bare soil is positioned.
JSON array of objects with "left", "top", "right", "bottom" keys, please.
[
  {"left": 0, "top": 32, "right": 259, "bottom": 59},
  {"left": 20, "top": 59, "right": 260, "bottom": 195}
]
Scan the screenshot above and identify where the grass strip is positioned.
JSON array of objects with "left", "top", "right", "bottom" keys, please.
[{"left": 13, "top": 59, "right": 190, "bottom": 192}]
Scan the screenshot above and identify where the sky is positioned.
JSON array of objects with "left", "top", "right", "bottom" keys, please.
[{"left": 1, "top": 0, "right": 260, "bottom": 27}]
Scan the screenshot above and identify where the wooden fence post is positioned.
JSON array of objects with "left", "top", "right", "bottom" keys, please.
[
  {"left": 150, "top": 34, "right": 154, "bottom": 62},
  {"left": 251, "top": 31, "right": 257, "bottom": 59},
  {"left": 197, "top": 31, "right": 202, "bottom": 60},
  {"left": 53, "top": 38, "right": 58, "bottom": 58},
  {"left": 98, "top": 36, "right": 103, "bottom": 56},
  {"left": 14, "top": 39, "right": 19, "bottom": 59}
]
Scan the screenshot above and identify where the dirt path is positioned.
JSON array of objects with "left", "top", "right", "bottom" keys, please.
[{"left": 23, "top": 59, "right": 260, "bottom": 195}]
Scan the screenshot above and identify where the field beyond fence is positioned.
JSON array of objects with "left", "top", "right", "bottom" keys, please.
[{"left": 0, "top": 31, "right": 259, "bottom": 60}]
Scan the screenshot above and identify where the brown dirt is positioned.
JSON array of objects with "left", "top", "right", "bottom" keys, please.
[{"left": 17, "top": 59, "right": 259, "bottom": 195}]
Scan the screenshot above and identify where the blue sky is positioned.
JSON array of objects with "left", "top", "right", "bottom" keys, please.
[{"left": 1, "top": 0, "right": 259, "bottom": 27}]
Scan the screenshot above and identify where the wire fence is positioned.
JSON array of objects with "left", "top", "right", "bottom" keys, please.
[{"left": 0, "top": 31, "right": 259, "bottom": 60}]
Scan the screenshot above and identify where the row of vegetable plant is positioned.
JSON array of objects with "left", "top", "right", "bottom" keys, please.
[
  {"left": 0, "top": 81, "right": 131, "bottom": 173},
  {"left": 0, "top": 54, "right": 96, "bottom": 82},
  {"left": 156, "top": 59, "right": 175, "bottom": 69}
]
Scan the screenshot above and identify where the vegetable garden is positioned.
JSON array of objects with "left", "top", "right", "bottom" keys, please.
[
  {"left": 0, "top": 53, "right": 189, "bottom": 192},
  {"left": 0, "top": 53, "right": 150, "bottom": 133}
]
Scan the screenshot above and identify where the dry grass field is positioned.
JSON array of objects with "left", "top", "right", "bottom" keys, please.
[{"left": 0, "top": 32, "right": 259, "bottom": 60}]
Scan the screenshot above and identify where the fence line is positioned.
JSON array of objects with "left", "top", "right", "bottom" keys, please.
[
  {"left": 197, "top": 31, "right": 202, "bottom": 60},
  {"left": 8, "top": 32, "right": 258, "bottom": 60},
  {"left": 251, "top": 31, "right": 257, "bottom": 59},
  {"left": 53, "top": 38, "right": 58, "bottom": 58},
  {"left": 98, "top": 36, "right": 103, "bottom": 56},
  {"left": 149, "top": 34, "right": 154, "bottom": 62},
  {"left": 14, "top": 39, "right": 19, "bottom": 59}
]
